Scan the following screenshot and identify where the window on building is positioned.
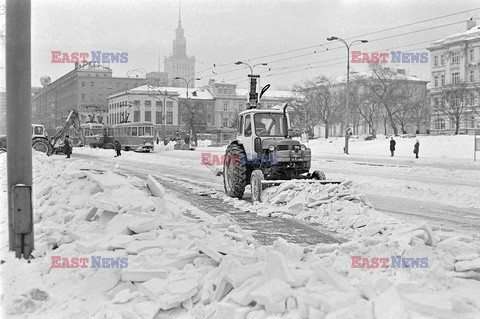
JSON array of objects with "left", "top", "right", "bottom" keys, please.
[
  {"left": 440, "top": 55, "right": 445, "bottom": 66},
  {"left": 145, "top": 111, "right": 151, "bottom": 122},
  {"left": 434, "top": 76, "right": 438, "bottom": 87},
  {"left": 452, "top": 72, "right": 460, "bottom": 84},
  {"left": 452, "top": 97, "right": 460, "bottom": 108},
  {"left": 90, "top": 93, "right": 95, "bottom": 102},
  {"left": 451, "top": 52, "right": 460, "bottom": 63},
  {"left": 81, "top": 93, "right": 86, "bottom": 101},
  {"left": 156, "top": 101, "right": 162, "bottom": 108},
  {"left": 433, "top": 98, "right": 438, "bottom": 109},
  {"left": 469, "top": 49, "right": 474, "bottom": 61},
  {"left": 434, "top": 56, "right": 438, "bottom": 67},
  {"left": 470, "top": 70, "right": 475, "bottom": 82},
  {"left": 223, "top": 101, "right": 229, "bottom": 111},
  {"left": 469, "top": 93, "right": 475, "bottom": 106},
  {"left": 166, "top": 111, "right": 173, "bottom": 124},
  {"left": 434, "top": 118, "right": 445, "bottom": 130},
  {"left": 223, "top": 117, "right": 229, "bottom": 127},
  {"left": 134, "top": 100, "right": 140, "bottom": 107},
  {"left": 441, "top": 74, "right": 445, "bottom": 86},
  {"left": 145, "top": 100, "right": 151, "bottom": 107},
  {"left": 82, "top": 82, "right": 86, "bottom": 88},
  {"left": 156, "top": 111, "right": 162, "bottom": 124},
  {"left": 167, "top": 101, "right": 173, "bottom": 108},
  {"left": 207, "top": 114, "right": 212, "bottom": 123},
  {"left": 133, "top": 110, "right": 140, "bottom": 122}
]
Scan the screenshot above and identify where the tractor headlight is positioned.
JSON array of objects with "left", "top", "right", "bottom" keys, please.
[
  {"left": 300, "top": 144, "right": 306, "bottom": 151},
  {"left": 268, "top": 145, "right": 275, "bottom": 152}
]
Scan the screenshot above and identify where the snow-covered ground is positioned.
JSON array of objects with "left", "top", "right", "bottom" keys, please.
[{"left": 0, "top": 135, "right": 479, "bottom": 318}]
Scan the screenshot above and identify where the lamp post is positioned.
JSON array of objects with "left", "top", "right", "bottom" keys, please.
[
  {"left": 174, "top": 76, "right": 201, "bottom": 141},
  {"left": 327, "top": 36, "right": 367, "bottom": 154},
  {"left": 235, "top": 61, "right": 267, "bottom": 108}
]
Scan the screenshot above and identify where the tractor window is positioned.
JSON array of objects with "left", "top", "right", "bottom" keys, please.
[
  {"left": 238, "top": 115, "right": 243, "bottom": 135},
  {"left": 33, "top": 126, "right": 43, "bottom": 136},
  {"left": 244, "top": 115, "right": 252, "bottom": 137},
  {"left": 254, "top": 113, "right": 286, "bottom": 137}
]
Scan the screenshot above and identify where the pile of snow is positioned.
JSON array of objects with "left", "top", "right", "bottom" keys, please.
[{"left": 1, "top": 152, "right": 480, "bottom": 318}]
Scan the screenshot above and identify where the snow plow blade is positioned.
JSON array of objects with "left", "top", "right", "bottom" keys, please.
[{"left": 260, "top": 179, "right": 342, "bottom": 188}]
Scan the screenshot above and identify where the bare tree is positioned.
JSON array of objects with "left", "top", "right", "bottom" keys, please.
[
  {"left": 438, "top": 82, "right": 472, "bottom": 135},
  {"left": 290, "top": 82, "right": 322, "bottom": 137},
  {"left": 349, "top": 75, "right": 380, "bottom": 135},
  {"left": 364, "top": 64, "right": 404, "bottom": 135},
  {"left": 180, "top": 100, "right": 207, "bottom": 143}
]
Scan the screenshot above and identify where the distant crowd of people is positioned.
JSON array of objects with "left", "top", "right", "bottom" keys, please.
[{"left": 389, "top": 137, "right": 420, "bottom": 159}]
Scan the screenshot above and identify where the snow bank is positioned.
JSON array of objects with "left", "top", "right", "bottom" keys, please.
[{"left": 1, "top": 152, "right": 480, "bottom": 318}]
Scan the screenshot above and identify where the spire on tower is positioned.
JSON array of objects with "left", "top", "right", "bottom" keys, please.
[{"left": 178, "top": 0, "right": 181, "bottom": 25}]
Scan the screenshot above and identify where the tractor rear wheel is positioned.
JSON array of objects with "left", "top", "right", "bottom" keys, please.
[
  {"left": 223, "top": 143, "right": 247, "bottom": 199},
  {"left": 312, "top": 170, "right": 326, "bottom": 180},
  {"left": 251, "top": 169, "right": 264, "bottom": 203},
  {"left": 32, "top": 137, "right": 53, "bottom": 155}
]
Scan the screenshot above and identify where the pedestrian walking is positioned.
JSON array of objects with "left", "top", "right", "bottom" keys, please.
[
  {"left": 63, "top": 135, "right": 72, "bottom": 158},
  {"left": 389, "top": 137, "right": 396, "bottom": 157},
  {"left": 114, "top": 140, "right": 122, "bottom": 157},
  {"left": 413, "top": 139, "right": 420, "bottom": 159}
]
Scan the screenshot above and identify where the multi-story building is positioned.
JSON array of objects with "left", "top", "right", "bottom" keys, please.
[
  {"left": 32, "top": 62, "right": 146, "bottom": 134},
  {"left": 164, "top": 10, "right": 196, "bottom": 88},
  {"left": 107, "top": 81, "right": 292, "bottom": 144},
  {"left": 427, "top": 20, "right": 480, "bottom": 134},
  {"left": 107, "top": 85, "right": 213, "bottom": 140}
]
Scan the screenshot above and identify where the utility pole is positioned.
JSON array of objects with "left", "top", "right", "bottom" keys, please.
[{"left": 6, "top": 0, "right": 33, "bottom": 259}]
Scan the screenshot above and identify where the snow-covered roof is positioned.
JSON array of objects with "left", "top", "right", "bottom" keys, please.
[
  {"left": 119, "top": 85, "right": 214, "bottom": 100},
  {"left": 430, "top": 23, "right": 480, "bottom": 48}
]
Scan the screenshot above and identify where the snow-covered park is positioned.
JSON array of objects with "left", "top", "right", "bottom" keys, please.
[{"left": 1, "top": 135, "right": 480, "bottom": 318}]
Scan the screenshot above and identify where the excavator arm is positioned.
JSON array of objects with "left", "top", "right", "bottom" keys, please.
[{"left": 49, "top": 110, "right": 84, "bottom": 154}]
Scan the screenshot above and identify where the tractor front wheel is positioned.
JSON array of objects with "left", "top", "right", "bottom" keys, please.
[{"left": 223, "top": 143, "right": 247, "bottom": 199}]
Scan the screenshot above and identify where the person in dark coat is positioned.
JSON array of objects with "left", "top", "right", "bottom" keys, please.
[
  {"left": 185, "top": 134, "right": 190, "bottom": 145},
  {"left": 63, "top": 135, "right": 72, "bottom": 158},
  {"left": 389, "top": 137, "right": 396, "bottom": 157},
  {"left": 414, "top": 140, "right": 420, "bottom": 159},
  {"left": 114, "top": 140, "right": 122, "bottom": 157}
]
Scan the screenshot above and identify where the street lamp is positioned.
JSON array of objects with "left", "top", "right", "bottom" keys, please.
[
  {"left": 235, "top": 61, "right": 268, "bottom": 108},
  {"left": 327, "top": 36, "right": 367, "bottom": 154},
  {"left": 174, "top": 76, "right": 201, "bottom": 141},
  {"left": 174, "top": 76, "right": 201, "bottom": 99}
]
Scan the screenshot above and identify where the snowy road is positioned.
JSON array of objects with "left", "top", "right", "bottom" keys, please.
[
  {"left": 74, "top": 145, "right": 480, "bottom": 236},
  {"left": 75, "top": 151, "right": 343, "bottom": 246}
]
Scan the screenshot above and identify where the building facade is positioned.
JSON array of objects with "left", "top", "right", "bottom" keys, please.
[
  {"left": 164, "top": 10, "right": 196, "bottom": 88},
  {"left": 427, "top": 20, "right": 480, "bottom": 134},
  {"left": 107, "top": 81, "right": 292, "bottom": 144},
  {"left": 32, "top": 62, "right": 146, "bottom": 134}
]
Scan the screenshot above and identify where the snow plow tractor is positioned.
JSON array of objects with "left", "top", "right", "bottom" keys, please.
[{"left": 223, "top": 75, "right": 340, "bottom": 202}]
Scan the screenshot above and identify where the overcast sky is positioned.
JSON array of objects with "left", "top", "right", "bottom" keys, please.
[{"left": 1, "top": 0, "right": 479, "bottom": 91}]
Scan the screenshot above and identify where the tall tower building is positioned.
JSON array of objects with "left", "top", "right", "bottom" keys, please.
[{"left": 164, "top": 4, "right": 196, "bottom": 88}]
